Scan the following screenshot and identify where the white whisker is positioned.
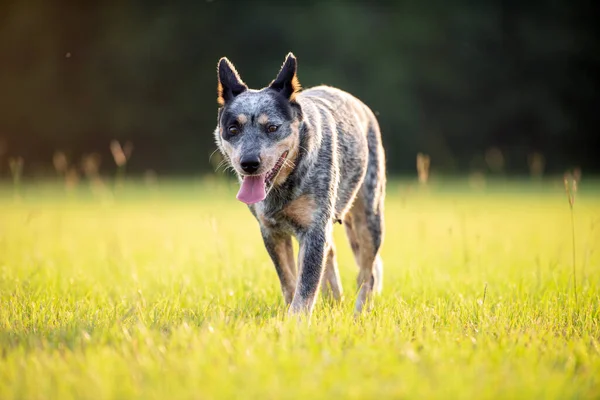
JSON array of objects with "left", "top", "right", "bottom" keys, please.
[
  {"left": 215, "top": 159, "right": 230, "bottom": 173},
  {"left": 208, "top": 148, "right": 220, "bottom": 163}
]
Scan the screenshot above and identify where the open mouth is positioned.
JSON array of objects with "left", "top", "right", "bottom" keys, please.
[
  {"left": 265, "top": 150, "right": 289, "bottom": 189},
  {"left": 236, "top": 150, "right": 289, "bottom": 205}
]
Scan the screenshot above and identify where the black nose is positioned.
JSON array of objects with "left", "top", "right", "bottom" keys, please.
[{"left": 240, "top": 156, "right": 261, "bottom": 174}]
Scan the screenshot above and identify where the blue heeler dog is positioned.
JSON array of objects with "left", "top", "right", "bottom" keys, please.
[{"left": 214, "top": 53, "right": 386, "bottom": 317}]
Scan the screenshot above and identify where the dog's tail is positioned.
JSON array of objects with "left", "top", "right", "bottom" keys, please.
[{"left": 363, "top": 108, "right": 386, "bottom": 222}]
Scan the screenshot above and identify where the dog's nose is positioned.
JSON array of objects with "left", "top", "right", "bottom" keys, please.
[{"left": 240, "top": 156, "right": 261, "bottom": 174}]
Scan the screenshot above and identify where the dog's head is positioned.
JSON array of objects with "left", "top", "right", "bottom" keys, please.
[{"left": 214, "top": 53, "right": 302, "bottom": 205}]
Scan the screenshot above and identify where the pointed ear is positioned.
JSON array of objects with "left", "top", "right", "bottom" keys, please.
[
  {"left": 217, "top": 57, "right": 248, "bottom": 106},
  {"left": 269, "top": 52, "right": 301, "bottom": 101}
]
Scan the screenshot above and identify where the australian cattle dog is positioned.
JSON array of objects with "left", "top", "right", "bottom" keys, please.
[{"left": 213, "top": 53, "right": 386, "bottom": 317}]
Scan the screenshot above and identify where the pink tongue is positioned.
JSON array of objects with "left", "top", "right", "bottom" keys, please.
[{"left": 236, "top": 175, "right": 267, "bottom": 204}]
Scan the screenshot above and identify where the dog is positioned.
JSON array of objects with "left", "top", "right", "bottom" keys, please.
[{"left": 213, "top": 53, "right": 386, "bottom": 317}]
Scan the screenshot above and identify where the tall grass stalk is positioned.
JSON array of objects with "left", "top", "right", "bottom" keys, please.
[{"left": 564, "top": 173, "right": 578, "bottom": 305}]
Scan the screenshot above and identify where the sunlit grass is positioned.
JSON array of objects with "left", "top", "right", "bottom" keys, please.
[{"left": 1, "top": 179, "right": 599, "bottom": 399}]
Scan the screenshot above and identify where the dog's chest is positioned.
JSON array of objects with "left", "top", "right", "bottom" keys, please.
[{"left": 254, "top": 194, "right": 316, "bottom": 233}]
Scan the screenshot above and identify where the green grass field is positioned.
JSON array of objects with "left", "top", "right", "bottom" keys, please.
[{"left": 1, "top": 179, "right": 599, "bottom": 399}]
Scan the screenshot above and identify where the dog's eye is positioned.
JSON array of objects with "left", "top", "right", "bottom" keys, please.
[
  {"left": 228, "top": 126, "right": 239, "bottom": 135},
  {"left": 267, "top": 125, "right": 278, "bottom": 133}
]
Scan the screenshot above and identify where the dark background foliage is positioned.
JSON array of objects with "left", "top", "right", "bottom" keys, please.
[{"left": 0, "top": 0, "right": 598, "bottom": 177}]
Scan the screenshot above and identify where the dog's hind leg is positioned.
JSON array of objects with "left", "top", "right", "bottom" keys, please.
[
  {"left": 321, "top": 242, "right": 343, "bottom": 302},
  {"left": 261, "top": 230, "right": 297, "bottom": 305},
  {"left": 345, "top": 123, "right": 385, "bottom": 314},
  {"left": 345, "top": 193, "right": 384, "bottom": 313},
  {"left": 343, "top": 198, "right": 379, "bottom": 313}
]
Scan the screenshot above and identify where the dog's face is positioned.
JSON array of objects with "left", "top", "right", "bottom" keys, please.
[{"left": 214, "top": 53, "right": 302, "bottom": 205}]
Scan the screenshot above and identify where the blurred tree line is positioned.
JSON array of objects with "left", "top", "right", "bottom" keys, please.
[{"left": 0, "top": 0, "right": 598, "bottom": 178}]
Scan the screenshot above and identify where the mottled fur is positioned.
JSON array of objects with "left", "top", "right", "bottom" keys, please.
[{"left": 213, "top": 53, "right": 386, "bottom": 316}]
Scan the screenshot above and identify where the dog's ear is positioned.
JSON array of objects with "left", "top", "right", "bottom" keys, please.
[
  {"left": 217, "top": 57, "right": 248, "bottom": 106},
  {"left": 269, "top": 52, "right": 301, "bottom": 101}
]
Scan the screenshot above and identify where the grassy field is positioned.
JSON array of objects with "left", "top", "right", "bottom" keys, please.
[{"left": 0, "top": 178, "right": 599, "bottom": 399}]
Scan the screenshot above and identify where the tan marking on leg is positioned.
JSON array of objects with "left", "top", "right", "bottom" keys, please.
[
  {"left": 273, "top": 238, "right": 297, "bottom": 305},
  {"left": 282, "top": 194, "right": 315, "bottom": 229},
  {"left": 321, "top": 243, "right": 343, "bottom": 302},
  {"left": 344, "top": 217, "right": 360, "bottom": 254},
  {"left": 344, "top": 194, "right": 378, "bottom": 313},
  {"left": 257, "top": 113, "right": 269, "bottom": 125},
  {"left": 352, "top": 196, "right": 376, "bottom": 273},
  {"left": 236, "top": 114, "right": 248, "bottom": 125}
]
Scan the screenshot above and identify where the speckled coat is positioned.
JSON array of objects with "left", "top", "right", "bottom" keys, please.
[{"left": 214, "top": 53, "right": 386, "bottom": 316}]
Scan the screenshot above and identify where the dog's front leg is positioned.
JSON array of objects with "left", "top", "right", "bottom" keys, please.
[
  {"left": 289, "top": 221, "right": 333, "bottom": 316},
  {"left": 261, "top": 229, "right": 297, "bottom": 305}
]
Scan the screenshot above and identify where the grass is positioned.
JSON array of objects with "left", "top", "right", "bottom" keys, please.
[{"left": 0, "top": 178, "right": 599, "bottom": 399}]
